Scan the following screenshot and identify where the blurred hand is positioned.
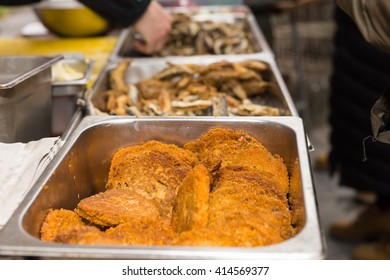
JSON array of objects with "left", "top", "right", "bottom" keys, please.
[{"left": 132, "top": 0, "right": 173, "bottom": 54}]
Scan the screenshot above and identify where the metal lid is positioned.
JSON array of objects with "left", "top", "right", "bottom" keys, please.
[{"left": 0, "top": 55, "right": 63, "bottom": 90}]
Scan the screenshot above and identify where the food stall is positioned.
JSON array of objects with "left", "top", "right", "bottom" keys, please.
[{"left": 0, "top": 0, "right": 325, "bottom": 259}]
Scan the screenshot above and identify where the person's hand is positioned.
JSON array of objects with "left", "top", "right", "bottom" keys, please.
[{"left": 132, "top": 0, "right": 173, "bottom": 55}]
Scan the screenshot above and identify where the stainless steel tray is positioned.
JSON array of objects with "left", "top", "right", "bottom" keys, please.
[
  {"left": 0, "top": 55, "right": 63, "bottom": 143},
  {"left": 0, "top": 116, "right": 325, "bottom": 259},
  {"left": 51, "top": 54, "right": 92, "bottom": 136},
  {"left": 51, "top": 54, "right": 93, "bottom": 88},
  {"left": 109, "top": 5, "right": 272, "bottom": 62},
  {"left": 89, "top": 54, "right": 298, "bottom": 118}
]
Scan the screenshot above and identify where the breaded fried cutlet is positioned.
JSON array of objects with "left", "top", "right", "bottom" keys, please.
[
  {"left": 40, "top": 209, "right": 85, "bottom": 242},
  {"left": 170, "top": 227, "right": 236, "bottom": 247},
  {"left": 54, "top": 225, "right": 123, "bottom": 245},
  {"left": 171, "top": 224, "right": 266, "bottom": 247},
  {"left": 40, "top": 128, "right": 296, "bottom": 248},
  {"left": 208, "top": 167, "right": 295, "bottom": 243},
  {"left": 171, "top": 164, "right": 210, "bottom": 233},
  {"left": 110, "top": 141, "right": 198, "bottom": 167},
  {"left": 184, "top": 128, "right": 289, "bottom": 193},
  {"left": 208, "top": 193, "right": 294, "bottom": 240},
  {"left": 219, "top": 148, "right": 288, "bottom": 195},
  {"left": 213, "top": 166, "right": 287, "bottom": 199},
  {"left": 75, "top": 188, "right": 161, "bottom": 227},
  {"left": 208, "top": 205, "right": 294, "bottom": 243},
  {"left": 106, "top": 141, "right": 198, "bottom": 216},
  {"left": 106, "top": 219, "right": 175, "bottom": 245}
]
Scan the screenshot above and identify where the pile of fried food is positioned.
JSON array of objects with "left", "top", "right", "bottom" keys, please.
[
  {"left": 40, "top": 128, "right": 297, "bottom": 247},
  {"left": 103, "top": 59, "right": 288, "bottom": 117},
  {"left": 154, "top": 13, "right": 256, "bottom": 56}
]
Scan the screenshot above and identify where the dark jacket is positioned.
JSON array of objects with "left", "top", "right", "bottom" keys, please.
[
  {"left": 334, "top": 0, "right": 390, "bottom": 53},
  {"left": 329, "top": 7, "right": 390, "bottom": 198},
  {"left": 0, "top": 0, "right": 151, "bottom": 27},
  {"left": 79, "top": 0, "right": 151, "bottom": 27}
]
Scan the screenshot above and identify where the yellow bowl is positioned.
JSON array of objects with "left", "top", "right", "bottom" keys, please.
[{"left": 34, "top": 2, "right": 110, "bottom": 37}]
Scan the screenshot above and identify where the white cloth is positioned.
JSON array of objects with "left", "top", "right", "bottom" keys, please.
[{"left": 0, "top": 137, "right": 63, "bottom": 229}]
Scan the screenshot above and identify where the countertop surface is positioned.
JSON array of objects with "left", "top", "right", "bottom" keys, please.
[{"left": 0, "top": 6, "right": 118, "bottom": 86}]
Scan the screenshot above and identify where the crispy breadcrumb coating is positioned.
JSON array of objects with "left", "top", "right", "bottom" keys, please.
[
  {"left": 171, "top": 164, "right": 210, "bottom": 233},
  {"left": 40, "top": 209, "right": 85, "bottom": 242},
  {"left": 75, "top": 188, "right": 161, "bottom": 227},
  {"left": 40, "top": 128, "right": 296, "bottom": 248},
  {"left": 106, "top": 219, "right": 175, "bottom": 245},
  {"left": 54, "top": 225, "right": 123, "bottom": 245},
  {"left": 184, "top": 128, "right": 289, "bottom": 193},
  {"left": 106, "top": 141, "right": 198, "bottom": 216}
]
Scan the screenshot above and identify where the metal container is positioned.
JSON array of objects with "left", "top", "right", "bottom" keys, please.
[
  {"left": 0, "top": 116, "right": 325, "bottom": 259},
  {"left": 33, "top": 1, "right": 109, "bottom": 37},
  {"left": 51, "top": 55, "right": 92, "bottom": 136},
  {"left": 89, "top": 54, "right": 298, "bottom": 117},
  {"left": 109, "top": 5, "right": 272, "bottom": 62},
  {"left": 0, "top": 55, "right": 63, "bottom": 143}
]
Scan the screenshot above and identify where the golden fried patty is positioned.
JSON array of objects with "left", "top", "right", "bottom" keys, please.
[
  {"left": 171, "top": 224, "right": 266, "bottom": 247},
  {"left": 54, "top": 225, "right": 123, "bottom": 245},
  {"left": 184, "top": 128, "right": 289, "bottom": 193},
  {"left": 75, "top": 188, "right": 161, "bottom": 227},
  {"left": 171, "top": 164, "right": 210, "bottom": 233},
  {"left": 208, "top": 166, "right": 294, "bottom": 244},
  {"left": 106, "top": 141, "right": 198, "bottom": 216},
  {"left": 106, "top": 219, "right": 175, "bottom": 245},
  {"left": 40, "top": 209, "right": 85, "bottom": 242},
  {"left": 40, "top": 128, "right": 295, "bottom": 248}
]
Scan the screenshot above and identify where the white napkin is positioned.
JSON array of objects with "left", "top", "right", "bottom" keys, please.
[{"left": 0, "top": 137, "right": 63, "bottom": 229}]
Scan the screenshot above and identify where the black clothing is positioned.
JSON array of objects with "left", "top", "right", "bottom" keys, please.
[
  {"left": 0, "top": 0, "right": 39, "bottom": 4},
  {"left": 329, "top": 7, "right": 390, "bottom": 198},
  {"left": 79, "top": 0, "right": 151, "bottom": 27},
  {"left": 0, "top": 0, "right": 151, "bottom": 27}
]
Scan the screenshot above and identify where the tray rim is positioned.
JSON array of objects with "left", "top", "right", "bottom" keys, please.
[{"left": 0, "top": 116, "right": 326, "bottom": 259}]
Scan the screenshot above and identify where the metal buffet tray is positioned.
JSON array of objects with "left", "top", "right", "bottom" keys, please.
[
  {"left": 0, "top": 55, "right": 63, "bottom": 143},
  {"left": 51, "top": 54, "right": 93, "bottom": 136},
  {"left": 109, "top": 5, "right": 272, "bottom": 62},
  {"left": 0, "top": 116, "right": 325, "bottom": 259},
  {"left": 88, "top": 55, "right": 298, "bottom": 117}
]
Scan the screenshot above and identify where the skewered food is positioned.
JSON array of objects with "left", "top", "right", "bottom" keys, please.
[{"left": 40, "top": 128, "right": 296, "bottom": 247}]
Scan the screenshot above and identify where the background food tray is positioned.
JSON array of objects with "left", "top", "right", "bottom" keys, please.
[
  {"left": 0, "top": 116, "right": 325, "bottom": 259},
  {"left": 109, "top": 5, "right": 272, "bottom": 62},
  {"left": 51, "top": 54, "right": 92, "bottom": 136},
  {"left": 88, "top": 54, "right": 298, "bottom": 117}
]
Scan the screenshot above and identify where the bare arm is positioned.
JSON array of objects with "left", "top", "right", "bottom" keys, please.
[
  {"left": 131, "top": 0, "right": 172, "bottom": 55},
  {"left": 80, "top": 0, "right": 172, "bottom": 54}
]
